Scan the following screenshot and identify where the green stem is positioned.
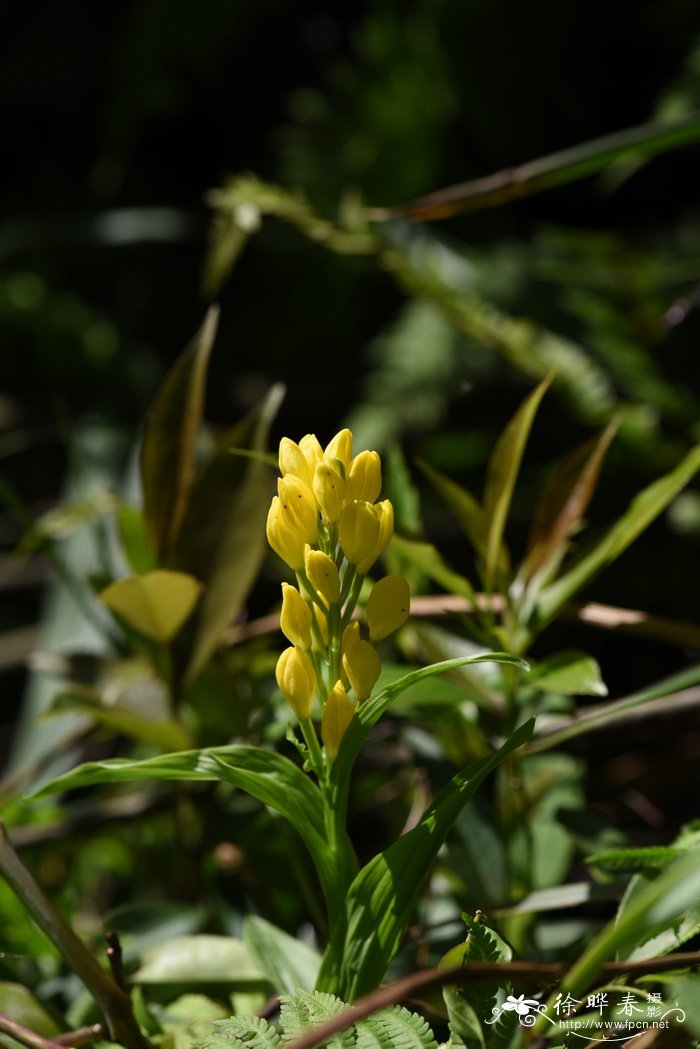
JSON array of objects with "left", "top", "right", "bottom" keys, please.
[
  {"left": 300, "top": 718, "right": 326, "bottom": 784},
  {"left": 0, "top": 823, "right": 150, "bottom": 1049}
]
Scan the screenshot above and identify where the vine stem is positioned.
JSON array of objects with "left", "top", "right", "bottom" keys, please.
[{"left": 0, "top": 822, "right": 150, "bottom": 1049}]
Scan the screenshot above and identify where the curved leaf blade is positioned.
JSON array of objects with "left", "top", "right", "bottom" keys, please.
[
  {"left": 482, "top": 375, "right": 552, "bottom": 584},
  {"left": 321, "top": 719, "right": 534, "bottom": 998},
  {"left": 141, "top": 307, "right": 219, "bottom": 559}
]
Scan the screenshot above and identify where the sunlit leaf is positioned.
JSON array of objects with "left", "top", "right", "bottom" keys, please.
[
  {"left": 140, "top": 307, "right": 219, "bottom": 559},
  {"left": 319, "top": 720, "right": 534, "bottom": 998},
  {"left": 117, "top": 504, "right": 157, "bottom": 575},
  {"left": 244, "top": 915, "right": 321, "bottom": 995},
  {"left": 522, "top": 417, "right": 619, "bottom": 581},
  {"left": 99, "top": 569, "right": 202, "bottom": 643},
  {"left": 134, "top": 935, "right": 266, "bottom": 987},
  {"left": 529, "top": 650, "right": 607, "bottom": 696},
  {"left": 536, "top": 443, "right": 700, "bottom": 628},
  {"left": 482, "top": 375, "right": 552, "bottom": 585}
]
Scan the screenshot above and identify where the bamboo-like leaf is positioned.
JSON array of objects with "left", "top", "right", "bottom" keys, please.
[
  {"left": 140, "top": 307, "right": 219, "bottom": 559},
  {"left": 320, "top": 720, "right": 534, "bottom": 998},
  {"left": 391, "top": 535, "right": 477, "bottom": 603},
  {"left": 376, "top": 114, "right": 700, "bottom": 222},
  {"left": 536, "top": 443, "right": 700, "bottom": 627},
  {"left": 521, "top": 417, "right": 619, "bottom": 581},
  {"left": 98, "top": 569, "right": 202, "bottom": 643},
  {"left": 417, "top": 459, "right": 486, "bottom": 559},
  {"left": 332, "top": 654, "right": 528, "bottom": 792},
  {"left": 244, "top": 915, "right": 321, "bottom": 995},
  {"left": 169, "top": 385, "right": 283, "bottom": 686},
  {"left": 528, "top": 650, "right": 607, "bottom": 696},
  {"left": 48, "top": 691, "right": 192, "bottom": 751},
  {"left": 526, "top": 662, "right": 700, "bottom": 755},
  {"left": 482, "top": 376, "right": 552, "bottom": 584}
]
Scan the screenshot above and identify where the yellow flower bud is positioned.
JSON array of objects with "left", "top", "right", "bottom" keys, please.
[
  {"left": 279, "top": 437, "right": 312, "bottom": 487},
  {"left": 267, "top": 496, "right": 306, "bottom": 570},
  {"left": 305, "top": 547, "right": 341, "bottom": 604},
  {"left": 277, "top": 475, "right": 318, "bottom": 544},
  {"left": 345, "top": 450, "right": 382, "bottom": 504},
  {"left": 299, "top": 433, "right": 323, "bottom": 474},
  {"left": 324, "top": 428, "right": 353, "bottom": 471},
  {"left": 357, "top": 499, "right": 394, "bottom": 574},
  {"left": 313, "top": 462, "right": 345, "bottom": 522},
  {"left": 341, "top": 620, "right": 361, "bottom": 657},
  {"left": 367, "top": 575, "right": 410, "bottom": 641},
  {"left": 275, "top": 646, "right": 316, "bottom": 719},
  {"left": 321, "top": 681, "right": 355, "bottom": 760},
  {"left": 339, "top": 500, "right": 381, "bottom": 567},
  {"left": 280, "top": 582, "right": 312, "bottom": 648},
  {"left": 342, "top": 638, "right": 381, "bottom": 701}
]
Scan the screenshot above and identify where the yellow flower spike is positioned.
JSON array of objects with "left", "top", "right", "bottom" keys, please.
[
  {"left": 279, "top": 437, "right": 313, "bottom": 487},
  {"left": 321, "top": 681, "right": 355, "bottom": 760},
  {"left": 305, "top": 547, "right": 341, "bottom": 604},
  {"left": 299, "top": 433, "right": 324, "bottom": 474},
  {"left": 345, "top": 450, "right": 382, "bottom": 504},
  {"left": 313, "top": 461, "right": 346, "bottom": 522},
  {"left": 342, "top": 638, "right": 381, "bottom": 701},
  {"left": 275, "top": 646, "right": 316, "bottom": 719},
  {"left": 339, "top": 500, "right": 381, "bottom": 567},
  {"left": 324, "top": 428, "right": 353, "bottom": 471},
  {"left": 280, "top": 582, "right": 313, "bottom": 648},
  {"left": 266, "top": 497, "right": 306, "bottom": 570},
  {"left": 357, "top": 499, "right": 394, "bottom": 574},
  {"left": 367, "top": 575, "right": 411, "bottom": 641},
  {"left": 277, "top": 475, "right": 319, "bottom": 544}
]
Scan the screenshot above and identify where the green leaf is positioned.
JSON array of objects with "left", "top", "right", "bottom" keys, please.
[
  {"left": 196, "top": 1015, "right": 280, "bottom": 1049},
  {"left": 333, "top": 654, "right": 529, "bottom": 787},
  {"left": 417, "top": 459, "right": 486, "bottom": 560},
  {"left": 536, "top": 443, "right": 700, "bottom": 627},
  {"left": 586, "top": 845, "right": 681, "bottom": 872},
  {"left": 357, "top": 1006, "right": 439, "bottom": 1049},
  {"left": 48, "top": 691, "right": 192, "bottom": 751},
  {"left": 30, "top": 744, "right": 348, "bottom": 924},
  {"left": 442, "top": 915, "right": 512, "bottom": 1047},
  {"left": 386, "top": 113, "right": 700, "bottom": 221},
  {"left": 0, "top": 983, "right": 62, "bottom": 1046},
  {"left": 392, "top": 537, "right": 478, "bottom": 604},
  {"left": 98, "top": 569, "right": 202, "bottom": 643},
  {"left": 279, "top": 990, "right": 350, "bottom": 1049},
  {"left": 391, "top": 535, "right": 477, "bottom": 602},
  {"left": 528, "top": 650, "right": 607, "bottom": 696},
  {"left": 667, "top": 976, "right": 700, "bottom": 1037},
  {"left": 521, "top": 417, "right": 619, "bottom": 581},
  {"left": 321, "top": 719, "right": 534, "bottom": 998},
  {"left": 527, "top": 661, "right": 700, "bottom": 754},
  {"left": 141, "top": 307, "right": 219, "bottom": 559},
  {"left": 117, "top": 504, "right": 157, "bottom": 574},
  {"left": 482, "top": 375, "right": 552, "bottom": 584},
  {"left": 243, "top": 915, "right": 321, "bottom": 994},
  {"left": 555, "top": 849, "right": 700, "bottom": 1001},
  {"left": 169, "top": 384, "right": 283, "bottom": 686},
  {"left": 135, "top": 935, "right": 265, "bottom": 988}
]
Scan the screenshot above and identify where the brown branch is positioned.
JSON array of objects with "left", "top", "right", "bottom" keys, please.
[
  {"left": 53, "top": 1027, "right": 103, "bottom": 1048},
  {"left": 282, "top": 954, "right": 700, "bottom": 1049},
  {"left": 0, "top": 1014, "right": 68, "bottom": 1049}
]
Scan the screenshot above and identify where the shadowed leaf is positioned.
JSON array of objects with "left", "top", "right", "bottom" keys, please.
[{"left": 140, "top": 307, "right": 219, "bottom": 559}]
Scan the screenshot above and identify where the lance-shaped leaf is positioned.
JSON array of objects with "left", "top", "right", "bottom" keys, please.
[
  {"left": 482, "top": 375, "right": 552, "bottom": 585},
  {"left": 535, "top": 442, "right": 700, "bottom": 628},
  {"left": 319, "top": 719, "right": 533, "bottom": 999},
  {"left": 391, "top": 535, "right": 477, "bottom": 604},
  {"left": 141, "top": 307, "right": 219, "bottom": 559},
  {"left": 417, "top": 459, "right": 486, "bottom": 561},
  {"left": 521, "top": 416, "right": 619, "bottom": 582},
  {"left": 29, "top": 744, "right": 347, "bottom": 919},
  {"left": 169, "top": 384, "right": 283, "bottom": 686},
  {"left": 98, "top": 569, "right": 202, "bottom": 643}
]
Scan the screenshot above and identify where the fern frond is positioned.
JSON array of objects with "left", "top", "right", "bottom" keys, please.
[
  {"left": 356, "top": 1006, "right": 439, "bottom": 1049},
  {"left": 195, "top": 1015, "right": 280, "bottom": 1049}
]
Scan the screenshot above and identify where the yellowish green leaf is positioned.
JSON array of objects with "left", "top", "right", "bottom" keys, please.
[{"left": 99, "top": 569, "right": 202, "bottom": 643}]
